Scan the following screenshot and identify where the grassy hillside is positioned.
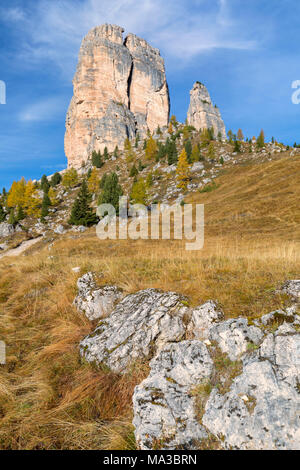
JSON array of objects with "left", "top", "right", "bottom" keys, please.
[{"left": 0, "top": 153, "right": 299, "bottom": 449}]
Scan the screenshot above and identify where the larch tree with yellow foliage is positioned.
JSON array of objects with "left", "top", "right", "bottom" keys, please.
[
  {"left": 88, "top": 168, "right": 99, "bottom": 194},
  {"left": 24, "top": 181, "right": 41, "bottom": 217},
  {"left": 7, "top": 178, "right": 26, "bottom": 209},
  {"left": 176, "top": 149, "right": 191, "bottom": 191},
  {"left": 145, "top": 135, "right": 158, "bottom": 160}
]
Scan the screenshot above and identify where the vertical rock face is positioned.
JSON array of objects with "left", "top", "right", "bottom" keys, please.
[
  {"left": 187, "top": 82, "right": 226, "bottom": 140},
  {"left": 125, "top": 34, "right": 170, "bottom": 136},
  {"left": 65, "top": 24, "right": 170, "bottom": 168}
]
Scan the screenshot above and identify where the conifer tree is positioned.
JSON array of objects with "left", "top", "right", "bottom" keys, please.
[
  {"left": 208, "top": 142, "right": 216, "bottom": 159},
  {"left": 88, "top": 168, "right": 99, "bottom": 193},
  {"left": 24, "top": 180, "right": 41, "bottom": 217},
  {"left": 191, "top": 145, "right": 200, "bottom": 162},
  {"left": 130, "top": 178, "right": 147, "bottom": 205},
  {"left": 7, "top": 178, "right": 26, "bottom": 209},
  {"left": 16, "top": 205, "right": 25, "bottom": 222},
  {"left": 41, "top": 175, "right": 50, "bottom": 193},
  {"left": 41, "top": 192, "right": 51, "bottom": 221},
  {"left": 103, "top": 147, "right": 109, "bottom": 160},
  {"left": 184, "top": 140, "right": 193, "bottom": 163},
  {"left": 257, "top": 129, "right": 265, "bottom": 148},
  {"left": 69, "top": 179, "right": 98, "bottom": 226},
  {"left": 92, "top": 150, "right": 103, "bottom": 168},
  {"left": 237, "top": 129, "right": 244, "bottom": 141},
  {"left": 130, "top": 164, "right": 138, "bottom": 178},
  {"left": 8, "top": 208, "right": 16, "bottom": 226},
  {"left": 167, "top": 139, "right": 178, "bottom": 165},
  {"left": 62, "top": 168, "right": 79, "bottom": 189},
  {"left": 98, "top": 172, "right": 123, "bottom": 214},
  {"left": 50, "top": 172, "right": 62, "bottom": 187},
  {"left": 176, "top": 149, "right": 191, "bottom": 191},
  {"left": 145, "top": 136, "right": 158, "bottom": 160},
  {"left": 0, "top": 202, "right": 6, "bottom": 222}
]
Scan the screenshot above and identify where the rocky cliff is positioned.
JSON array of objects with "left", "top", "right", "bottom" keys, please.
[
  {"left": 187, "top": 82, "right": 226, "bottom": 140},
  {"left": 65, "top": 24, "right": 170, "bottom": 168}
]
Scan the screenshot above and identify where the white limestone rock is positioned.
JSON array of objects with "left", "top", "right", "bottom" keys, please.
[
  {"left": 133, "top": 341, "right": 213, "bottom": 450},
  {"left": 80, "top": 288, "right": 189, "bottom": 372},
  {"left": 74, "top": 272, "right": 122, "bottom": 321},
  {"left": 203, "top": 329, "right": 300, "bottom": 450},
  {"left": 209, "top": 317, "right": 264, "bottom": 361},
  {"left": 187, "top": 300, "right": 224, "bottom": 340}
]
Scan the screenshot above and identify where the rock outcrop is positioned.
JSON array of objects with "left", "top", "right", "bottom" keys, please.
[
  {"left": 79, "top": 288, "right": 188, "bottom": 372},
  {"left": 74, "top": 272, "right": 123, "bottom": 321},
  {"left": 133, "top": 341, "right": 213, "bottom": 450},
  {"left": 65, "top": 24, "right": 170, "bottom": 168},
  {"left": 75, "top": 275, "right": 300, "bottom": 450},
  {"left": 187, "top": 82, "right": 226, "bottom": 140},
  {"left": 203, "top": 315, "right": 300, "bottom": 450},
  {"left": 0, "top": 223, "right": 14, "bottom": 238}
]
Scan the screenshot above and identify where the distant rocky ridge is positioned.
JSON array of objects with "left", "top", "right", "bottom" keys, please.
[{"left": 65, "top": 24, "right": 226, "bottom": 169}]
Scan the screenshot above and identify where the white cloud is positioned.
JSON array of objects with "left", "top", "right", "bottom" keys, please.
[
  {"left": 18, "top": 97, "right": 67, "bottom": 122},
  {"left": 1, "top": 0, "right": 258, "bottom": 79}
]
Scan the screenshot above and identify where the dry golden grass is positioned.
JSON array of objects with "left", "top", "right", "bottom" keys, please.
[{"left": 0, "top": 154, "right": 299, "bottom": 449}]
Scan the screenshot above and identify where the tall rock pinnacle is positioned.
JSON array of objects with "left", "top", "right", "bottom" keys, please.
[
  {"left": 65, "top": 24, "right": 170, "bottom": 168},
  {"left": 187, "top": 82, "right": 226, "bottom": 140}
]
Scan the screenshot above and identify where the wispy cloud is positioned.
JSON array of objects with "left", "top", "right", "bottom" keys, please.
[
  {"left": 1, "top": 0, "right": 259, "bottom": 78},
  {"left": 18, "top": 97, "right": 67, "bottom": 122}
]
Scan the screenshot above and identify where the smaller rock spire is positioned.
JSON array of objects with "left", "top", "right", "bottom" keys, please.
[{"left": 187, "top": 82, "right": 226, "bottom": 140}]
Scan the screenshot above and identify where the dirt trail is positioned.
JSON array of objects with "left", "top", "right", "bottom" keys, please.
[{"left": 0, "top": 237, "right": 42, "bottom": 260}]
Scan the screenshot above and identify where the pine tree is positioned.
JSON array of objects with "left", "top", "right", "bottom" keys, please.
[
  {"left": 0, "top": 202, "right": 6, "bottom": 222},
  {"left": 16, "top": 206, "right": 25, "bottom": 222},
  {"left": 234, "top": 138, "right": 241, "bottom": 153},
  {"left": 8, "top": 208, "right": 16, "bottom": 226},
  {"left": 113, "top": 146, "right": 119, "bottom": 158},
  {"left": 130, "top": 164, "right": 138, "bottom": 178},
  {"left": 41, "top": 192, "right": 51, "bottom": 220},
  {"left": 98, "top": 172, "right": 123, "bottom": 215},
  {"left": 50, "top": 172, "right": 62, "bottom": 187},
  {"left": 41, "top": 175, "right": 50, "bottom": 193},
  {"left": 257, "top": 129, "right": 265, "bottom": 148},
  {"left": 167, "top": 139, "right": 178, "bottom": 165},
  {"left": 69, "top": 179, "right": 98, "bottom": 227},
  {"left": 92, "top": 150, "right": 103, "bottom": 168},
  {"left": 138, "top": 160, "right": 144, "bottom": 172},
  {"left": 103, "top": 147, "right": 109, "bottom": 160},
  {"left": 184, "top": 140, "right": 193, "bottom": 163},
  {"left": 176, "top": 149, "right": 191, "bottom": 191},
  {"left": 99, "top": 173, "right": 108, "bottom": 190}
]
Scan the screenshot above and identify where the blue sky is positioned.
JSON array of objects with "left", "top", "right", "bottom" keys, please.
[{"left": 0, "top": 0, "right": 299, "bottom": 189}]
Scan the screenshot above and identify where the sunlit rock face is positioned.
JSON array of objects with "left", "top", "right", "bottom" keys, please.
[{"left": 65, "top": 24, "right": 170, "bottom": 168}]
